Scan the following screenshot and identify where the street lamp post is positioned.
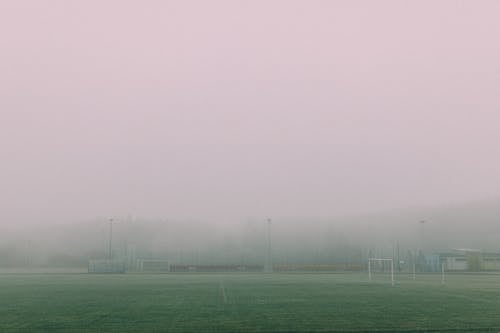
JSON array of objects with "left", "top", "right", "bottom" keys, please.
[
  {"left": 266, "top": 218, "right": 273, "bottom": 272},
  {"left": 418, "top": 220, "right": 426, "bottom": 274},
  {"left": 419, "top": 220, "right": 426, "bottom": 254},
  {"left": 108, "top": 217, "right": 114, "bottom": 260}
]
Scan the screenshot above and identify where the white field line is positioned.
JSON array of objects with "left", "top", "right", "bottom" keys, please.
[
  {"left": 219, "top": 280, "right": 228, "bottom": 304},
  {"left": 167, "top": 282, "right": 188, "bottom": 331}
]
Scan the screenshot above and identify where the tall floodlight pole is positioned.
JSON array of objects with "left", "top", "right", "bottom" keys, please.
[
  {"left": 419, "top": 220, "right": 426, "bottom": 274},
  {"left": 413, "top": 249, "right": 416, "bottom": 280},
  {"left": 397, "top": 242, "right": 400, "bottom": 272},
  {"left": 391, "top": 259, "right": 395, "bottom": 286},
  {"left": 266, "top": 218, "right": 273, "bottom": 272},
  {"left": 108, "top": 217, "right": 114, "bottom": 260},
  {"left": 419, "top": 220, "right": 426, "bottom": 253}
]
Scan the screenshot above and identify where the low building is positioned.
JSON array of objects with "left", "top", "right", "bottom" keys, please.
[
  {"left": 480, "top": 253, "right": 500, "bottom": 271},
  {"left": 440, "top": 253, "right": 468, "bottom": 271},
  {"left": 436, "top": 249, "right": 500, "bottom": 272}
]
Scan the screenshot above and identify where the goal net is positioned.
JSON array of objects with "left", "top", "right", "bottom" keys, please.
[{"left": 368, "top": 258, "right": 394, "bottom": 286}]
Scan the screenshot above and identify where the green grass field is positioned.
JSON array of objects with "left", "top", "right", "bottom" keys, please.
[{"left": 1, "top": 272, "right": 500, "bottom": 332}]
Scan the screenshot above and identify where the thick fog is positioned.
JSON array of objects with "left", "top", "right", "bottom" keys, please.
[{"left": 1, "top": 1, "right": 500, "bottom": 268}]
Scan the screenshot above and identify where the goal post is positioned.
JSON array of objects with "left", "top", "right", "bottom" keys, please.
[
  {"left": 368, "top": 258, "right": 394, "bottom": 286},
  {"left": 441, "top": 262, "right": 445, "bottom": 285}
]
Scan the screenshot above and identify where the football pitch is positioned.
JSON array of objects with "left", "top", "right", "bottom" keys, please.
[{"left": 1, "top": 272, "right": 500, "bottom": 332}]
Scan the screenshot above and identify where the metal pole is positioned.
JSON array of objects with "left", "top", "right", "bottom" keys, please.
[
  {"left": 397, "top": 242, "right": 400, "bottom": 272},
  {"left": 419, "top": 220, "right": 426, "bottom": 250},
  {"left": 108, "top": 218, "right": 113, "bottom": 260},
  {"left": 419, "top": 220, "right": 426, "bottom": 274},
  {"left": 368, "top": 259, "right": 372, "bottom": 281},
  {"left": 266, "top": 218, "right": 272, "bottom": 272},
  {"left": 441, "top": 263, "right": 445, "bottom": 285},
  {"left": 391, "top": 259, "right": 394, "bottom": 286},
  {"left": 413, "top": 250, "right": 416, "bottom": 280}
]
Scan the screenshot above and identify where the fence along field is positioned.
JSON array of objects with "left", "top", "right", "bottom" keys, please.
[{"left": 1, "top": 272, "right": 500, "bottom": 332}]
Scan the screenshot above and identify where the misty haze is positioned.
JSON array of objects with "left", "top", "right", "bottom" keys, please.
[{"left": 1, "top": 1, "right": 500, "bottom": 332}]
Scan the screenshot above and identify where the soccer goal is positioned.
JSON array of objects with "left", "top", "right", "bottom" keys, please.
[
  {"left": 368, "top": 258, "right": 394, "bottom": 286},
  {"left": 136, "top": 259, "right": 170, "bottom": 272}
]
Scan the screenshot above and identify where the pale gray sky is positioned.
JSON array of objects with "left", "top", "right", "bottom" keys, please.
[{"left": 1, "top": 1, "right": 500, "bottom": 224}]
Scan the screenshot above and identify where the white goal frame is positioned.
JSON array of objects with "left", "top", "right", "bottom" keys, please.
[{"left": 368, "top": 258, "right": 394, "bottom": 286}]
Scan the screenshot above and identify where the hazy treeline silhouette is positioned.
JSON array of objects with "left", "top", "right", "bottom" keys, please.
[{"left": 1, "top": 200, "right": 500, "bottom": 270}]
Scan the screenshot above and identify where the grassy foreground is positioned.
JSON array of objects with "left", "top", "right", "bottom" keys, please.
[{"left": 1, "top": 272, "right": 500, "bottom": 332}]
